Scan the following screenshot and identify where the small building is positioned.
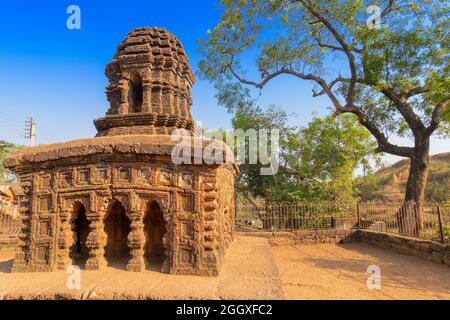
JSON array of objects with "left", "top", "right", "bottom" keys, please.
[
  {"left": 4, "top": 27, "right": 237, "bottom": 275},
  {"left": 0, "top": 185, "right": 14, "bottom": 204},
  {"left": 0, "top": 184, "right": 21, "bottom": 220}
]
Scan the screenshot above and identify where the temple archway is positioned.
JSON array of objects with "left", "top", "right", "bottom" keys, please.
[
  {"left": 103, "top": 200, "right": 131, "bottom": 267},
  {"left": 143, "top": 201, "right": 167, "bottom": 268},
  {"left": 70, "top": 202, "right": 90, "bottom": 266},
  {"left": 128, "top": 73, "right": 143, "bottom": 113}
]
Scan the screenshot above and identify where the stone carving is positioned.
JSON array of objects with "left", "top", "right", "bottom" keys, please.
[{"left": 4, "top": 27, "right": 238, "bottom": 276}]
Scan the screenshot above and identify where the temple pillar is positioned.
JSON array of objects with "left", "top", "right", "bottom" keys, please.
[
  {"left": 85, "top": 211, "right": 107, "bottom": 270},
  {"left": 118, "top": 79, "right": 129, "bottom": 114},
  {"left": 56, "top": 211, "right": 73, "bottom": 270},
  {"left": 142, "top": 83, "right": 151, "bottom": 112},
  {"left": 173, "top": 92, "right": 179, "bottom": 118},
  {"left": 126, "top": 211, "right": 145, "bottom": 272},
  {"left": 12, "top": 205, "right": 32, "bottom": 272}
]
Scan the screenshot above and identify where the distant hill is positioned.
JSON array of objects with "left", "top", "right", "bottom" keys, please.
[{"left": 357, "top": 153, "right": 450, "bottom": 202}]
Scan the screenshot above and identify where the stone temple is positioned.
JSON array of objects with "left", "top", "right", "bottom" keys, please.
[{"left": 4, "top": 27, "right": 237, "bottom": 276}]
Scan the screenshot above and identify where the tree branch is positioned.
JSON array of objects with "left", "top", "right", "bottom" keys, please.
[
  {"left": 312, "top": 36, "right": 344, "bottom": 52},
  {"left": 298, "top": 0, "right": 358, "bottom": 107},
  {"left": 380, "top": 88, "right": 426, "bottom": 133},
  {"left": 226, "top": 61, "right": 344, "bottom": 110},
  {"left": 335, "top": 105, "right": 413, "bottom": 157},
  {"left": 312, "top": 77, "right": 346, "bottom": 97},
  {"left": 381, "top": 0, "right": 403, "bottom": 18},
  {"left": 425, "top": 98, "right": 449, "bottom": 136},
  {"left": 406, "top": 85, "right": 429, "bottom": 98}
]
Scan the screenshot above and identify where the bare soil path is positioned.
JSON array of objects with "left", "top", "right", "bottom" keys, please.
[
  {"left": 0, "top": 237, "right": 283, "bottom": 300},
  {"left": 272, "top": 243, "right": 450, "bottom": 300},
  {"left": 2, "top": 239, "right": 449, "bottom": 300}
]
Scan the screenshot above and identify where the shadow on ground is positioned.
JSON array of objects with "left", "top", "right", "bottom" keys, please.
[{"left": 0, "top": 259, "right": 13, "bottom": 273}]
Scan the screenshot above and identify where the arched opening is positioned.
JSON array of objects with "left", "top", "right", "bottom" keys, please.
[
  {"left": 103, "top": 200, "right": 131, "bottom": 268},
  {"left": 143, "top": 201, "right": 167, "bottom": 269},
  {"left": 70, "top": 203, "right": 90, "bottom": 267},
  {"left": 128, "top": 73, "right": 143, "bottom": 113}
]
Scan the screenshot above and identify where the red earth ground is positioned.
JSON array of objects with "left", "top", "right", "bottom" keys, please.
[{"left": 0, "top": 237, "right": 449, "bottom": 299}]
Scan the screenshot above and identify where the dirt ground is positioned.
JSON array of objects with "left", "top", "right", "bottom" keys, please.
[
  {"left": 1, "top": 239, "right": 449, "bottom": 300},
  {"left": 271, "top": 243, "right": 450, "bottom": 300},
  {"left": 0, "top": 237, "right": 283, "bottom": 300}
]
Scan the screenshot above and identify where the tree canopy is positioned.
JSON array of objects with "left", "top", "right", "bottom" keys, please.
[
  {"left": 199, "top": 0, "right": 449, "bottom": 206},
  {"left": 223, "top": 84, "right": 379, "bottom": 203}
]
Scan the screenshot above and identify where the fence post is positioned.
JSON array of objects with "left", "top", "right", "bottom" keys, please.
[
  {"left": 356, "top": 203, "right": 360, "bottom": 229},
  {"left": 437, "top": 203, "right": 445, "bottom": 243},
  {"left": 290, "top": 205, "right": 294, "bottom": 232}
]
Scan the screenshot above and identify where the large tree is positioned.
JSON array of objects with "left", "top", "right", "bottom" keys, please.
[{"left": 199, "top": 0, "right": 449, "bottom": 235}]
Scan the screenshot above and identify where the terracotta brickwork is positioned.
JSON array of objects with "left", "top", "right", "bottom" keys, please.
[
  {"left": 4, "top": 27, "right": 237, "bottom": 276},
  {"left": 95, "top": 27, "right": 196, "bottom": 136}
]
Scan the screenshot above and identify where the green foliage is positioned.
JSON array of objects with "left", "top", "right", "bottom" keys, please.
[
  {"left": 198, "top": 0, "right": 449, "bottom": 204},
  {"left": 355, "top": 174, "right": 387, "bottom": 202},
  {"left": 198, "top": 0, "right": 450, "bottom": 139},
  {"left": 0, "top": 140, "right": 20, "bottom": 183},
  {"left": 286, "top": 113, "right": 380, "bottom": 203},
  {"left": 226, "top": 85, "right": 379, "bottom": 202}
]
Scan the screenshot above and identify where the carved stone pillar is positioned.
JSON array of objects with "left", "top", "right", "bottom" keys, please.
[
  {"left": 12, "top": 205, "right": 32, "bottom": 272},
  {"left": 56, "top": 211, "right": 72, "bottom": 270},
  {"left": 126, "top": 212, "right": 145, "bottom": 272},
  {"left": 142, "top": 83, "right": 151, "bottom": 113},
  {"left": 85, "top": 211, "right": 106, "bottom": 270},
  {"left": 173, "top": 92, "right": 179, "bottom": 118},
  {"left": 118, "top": 79, "right": 129, "bottom": 114}
]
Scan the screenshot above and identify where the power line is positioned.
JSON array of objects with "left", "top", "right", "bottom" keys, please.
[{"left": 0, "top": 116, "right": 37, "bottom": 146}]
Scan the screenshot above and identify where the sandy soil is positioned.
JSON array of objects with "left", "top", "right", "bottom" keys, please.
[
  {"left": 1, "top": 240, "right": 449, "bottom": 300},
  {"left": 271, "top": 243, "right": 450, "bottom": 300},
  {"left": 0, "top": 237, "right": 283, "bottom": 300}
]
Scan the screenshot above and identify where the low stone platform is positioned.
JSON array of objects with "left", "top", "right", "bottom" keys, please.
[{"left": 0, "top": 237, "right": 283, "bottom": 300}]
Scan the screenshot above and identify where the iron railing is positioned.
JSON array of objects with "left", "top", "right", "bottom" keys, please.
[
  {"left": 237, "top": 201, "right": 450, "bottom": 243},
  {"left": 236, "top": 201, "right": 356, "bottom": 232},
  {"left": 0, "top": 203, "right": 21, "bottom": 238},
  {"left": 357, "top": 201, "right": 450, "bottom": 243}
]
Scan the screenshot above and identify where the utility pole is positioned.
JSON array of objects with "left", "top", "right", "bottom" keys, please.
[{"left": 25, "top": 117, "right": 37, "bottom": 147}]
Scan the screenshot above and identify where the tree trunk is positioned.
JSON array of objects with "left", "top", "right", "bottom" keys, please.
[{"left": 397, "top": 137, "right": 430, "bottom": 237}]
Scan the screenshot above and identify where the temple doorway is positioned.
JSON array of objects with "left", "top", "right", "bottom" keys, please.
[
  {"left": 70, "top": 203, "right": 90, "bottom": 266},
  {"left": 144, "top": 201, "right": 167, "bottom": 268},
  {"left": 104, "top": 201, "right": 131, "bottom": 267}
]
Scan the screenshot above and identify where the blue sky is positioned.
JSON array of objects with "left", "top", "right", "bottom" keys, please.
[{"left": 0, "top": 1, "right": 447, "bottom": 165}]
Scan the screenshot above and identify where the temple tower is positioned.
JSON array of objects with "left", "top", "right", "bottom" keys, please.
[{"left": 95, "top": 27, "right": 196, "bottom": 136}]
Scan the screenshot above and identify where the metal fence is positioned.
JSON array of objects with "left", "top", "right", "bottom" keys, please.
[
  {"left": 358, "top": 202, "right": 450, "bottom": 243},
  {"left": 236, "top": 202, "right": 356, "bottom": 232},
  {"left": 0, "top": 203, "right": 21, "bottom": 238},
  {"left": 237, "top": 201, "right": 450, "bottom": 243}
]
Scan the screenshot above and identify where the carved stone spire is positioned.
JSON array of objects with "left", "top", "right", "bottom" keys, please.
[{"left": 94, "top": 27, "right": 196, "bottom": 136}]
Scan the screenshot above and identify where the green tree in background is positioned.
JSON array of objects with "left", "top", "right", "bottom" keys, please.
[
  {"left": 199, "top": 0, "right": 449, "bottom": 233},
  {"left": 220, "top": 83, "right": 378, "bottom": 203},
  {"left": 0, "top": 140, "right": 20, "bottom": 183},
  {"left": 289, "top": 113, "right": 380, "bottom": 203}
]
